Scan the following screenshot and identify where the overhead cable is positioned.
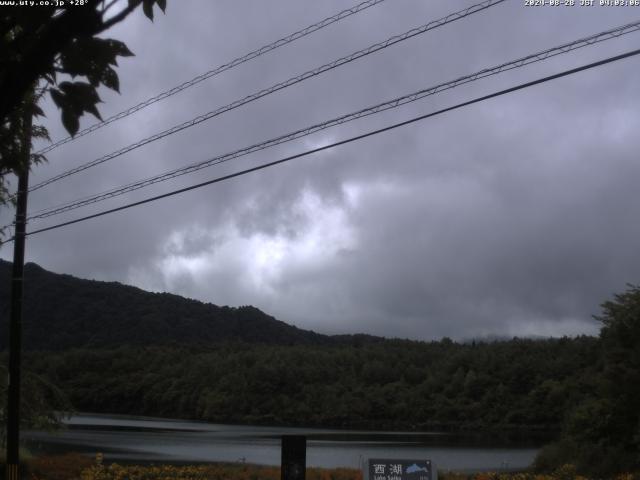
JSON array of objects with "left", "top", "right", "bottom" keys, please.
[
  {"left": 35, "top": 0, "right": 389, "bottom": 156},
  {"left": 26, "top": 19, "right": 640, "bottom": 221},
  {"left": 28, "top": 0, "right": 506, "bottom": 193},
  {"left": 11, "top": 47, "right": 639, "bottom": 241}
]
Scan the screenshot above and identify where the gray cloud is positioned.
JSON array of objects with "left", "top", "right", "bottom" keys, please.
[{"left": 2, "top": 0, "right": 640, "bottom": 340}]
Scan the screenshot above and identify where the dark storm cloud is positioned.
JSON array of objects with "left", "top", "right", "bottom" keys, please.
[{"left": 2, "top": 0, "right": 640, "bottom": 339}]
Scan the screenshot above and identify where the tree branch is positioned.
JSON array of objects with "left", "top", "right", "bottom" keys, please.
[
  {"left": 102, "top": 0, "right": 121, "bottom": 15},
  {"left": 100, "top": 0, "right": 141, "bottom": 31}
]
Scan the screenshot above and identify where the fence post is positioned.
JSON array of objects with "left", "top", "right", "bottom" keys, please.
[{"left": 281, "top": 435, "right": 306, "bottom": 480}]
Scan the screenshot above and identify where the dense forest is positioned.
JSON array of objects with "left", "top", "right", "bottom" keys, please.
[
  {"left": 22, "top": 337, "right": 599, "bottom": 431},
  {"left": 1, "top": 261, "right": 639, "bottom": 475}
]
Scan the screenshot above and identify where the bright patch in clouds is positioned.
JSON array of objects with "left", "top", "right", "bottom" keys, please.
[{"left": 141, "top": 188, "right": 357, "bottom": 303}]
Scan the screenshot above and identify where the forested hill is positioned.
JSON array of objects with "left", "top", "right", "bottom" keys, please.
[
  {"left": 0, "top": 259, "right": 363, "bottom": 350},
  {"left": 3, "top": 259, "right": 638, "bottom": 475}
]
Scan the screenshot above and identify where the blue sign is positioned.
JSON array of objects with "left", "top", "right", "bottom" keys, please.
[{"left": 368, "top": 459, "right": 433, "bottom": 480}]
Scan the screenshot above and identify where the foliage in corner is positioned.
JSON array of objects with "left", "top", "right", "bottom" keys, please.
[
  {"left": 534, "top": 284, "right": 640, "bottom": 477},
  {"left": 0, "top": 0, "right": 167, "bottom": 216}
]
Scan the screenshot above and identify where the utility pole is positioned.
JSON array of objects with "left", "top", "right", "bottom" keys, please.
[{"left": 5, "top": 95, "right": 32, "bottom": 480}]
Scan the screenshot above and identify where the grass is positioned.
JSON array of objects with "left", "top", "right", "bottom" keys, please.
[{"left": 0, "top": 453, "right": 636, "bottom": 480}]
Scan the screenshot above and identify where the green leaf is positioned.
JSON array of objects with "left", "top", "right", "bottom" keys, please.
[
  {"left": 31, "top": 125, "right": 50, "bottom": 142},
  {"left": 62, "top": 81, "right": 103, "bottom": 120},
  {"left": 51, "top": 82, "right": 104, "bottom": 135},
  {"left": 30, "top": 153, "right": 48, "bottom": 166},
  {"left": 101, "top": 67, "right": 120, "bottom": 93},
  {"left": 61, "top": 109, "right": 79, "bottom": 137},
  {"left": 50, "top": 88, "right": 65, "bottom": 109},
  {"left": 142, "top": 0, "right": 154, "bottom": 21},
  {"left": 107, "top": 39, "right": 134, "bottom": 59},
  {"left": 59, "top": 37, "right": 133, "bottom": 94},
  {"left": 32, "top": 104, "right": 45, "bottom": 118},
  {"left": 84, "top": 102, "right": 102, "bottom": 121},
  {"left": 156, "top": 0, "right": 167, "bottom": 12}
]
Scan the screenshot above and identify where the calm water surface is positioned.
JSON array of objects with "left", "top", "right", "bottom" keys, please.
[{"left": 24, "top": 414, "right": 543, "bottom": 472}]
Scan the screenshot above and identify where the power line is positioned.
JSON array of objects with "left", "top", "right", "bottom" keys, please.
[
  {"left": 27, "top": 0, "right": 505, "bottom": 193},
  {"left": 35, "top": 0, "right": 389, "bottom": 156},
  {"left": 13, "top": 47, "right": 639, "bottom": 242},
  {"left": 26, "top": 19, "right": 640, "bottom": 221}
]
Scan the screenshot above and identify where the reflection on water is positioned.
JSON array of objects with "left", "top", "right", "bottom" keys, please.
[{"left": 24, "top": 414, "right": 543, "bottom": 471}]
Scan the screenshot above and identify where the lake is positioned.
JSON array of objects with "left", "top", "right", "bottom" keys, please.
[{"left": 24, "top": 414, "right": 544, "bottom": 472}]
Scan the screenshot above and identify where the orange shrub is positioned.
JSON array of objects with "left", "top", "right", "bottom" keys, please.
[{"left": 28, "top": 452, "right": 94, "bottom": 480}]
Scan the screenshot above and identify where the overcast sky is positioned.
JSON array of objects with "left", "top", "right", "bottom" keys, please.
[{"left": 2, "top": 0, "right": 640, "bottom": 340}]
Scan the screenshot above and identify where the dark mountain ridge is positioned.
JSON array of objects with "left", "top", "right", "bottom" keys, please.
[{"left": 0, "top": 259, "right": 375, "bottom": 350}]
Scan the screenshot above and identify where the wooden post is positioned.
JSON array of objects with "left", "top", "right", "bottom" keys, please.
[{"left": 281, "top": 435, "right": 306, "bottom": 480}]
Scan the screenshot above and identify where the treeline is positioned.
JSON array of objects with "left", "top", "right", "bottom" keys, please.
[{"left": 24, "top": 336, "right": 600, "bottom": 431}]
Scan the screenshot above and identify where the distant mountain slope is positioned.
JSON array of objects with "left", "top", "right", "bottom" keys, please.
[{"left": 0, "top": 260, "right": 336, "bottom": 350}]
